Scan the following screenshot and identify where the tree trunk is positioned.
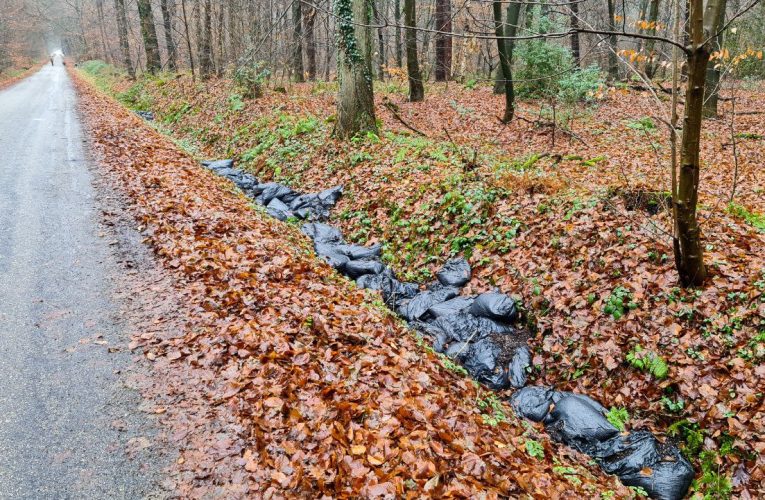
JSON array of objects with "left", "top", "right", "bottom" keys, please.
[
  {"left": 181, "top": 0, "right": 195, "bottom": 80},
  {"left": 114, "top": 0, "right": 135, "bottom": 79},
  {"left": 373, "top": 0, "right": 386, "bottom": 79},
  {"left": 160, "top": 0, "right": 178, "bottom": 71},
  {"left": 394, "top": 0, "right": 402, "bottom": 67},
  {"left": 703, "top": 2, "right": 726, "bottom": 117},
  {"left": 95, "top": 0, "right": 112, "bottom": 63},
  {"left": 404, "top": 0, "right": 424, "bottom": 101},
  {"left": 644, "top": 0, "right": 661, "bottom": 78},
  {"left": 606, "top": 0, "right": 619, "bottom": 80},
  {"left": 493, "top": 0, "right": 518, "bottom": 122},
  {"left": 570, "top": 1, "right": 581, "bottom": 67},
  {"left": 334, "top": 0, "right": 377, "bottom": 138},
  {"left": 305, "top": 1, "right": 317, "bottom": 80},
  {"left": 216, "top": 2, "right": 225, "bottom": 75},
  {"left": 200, "top": 0, "right": 214, "bottom": 79},
  {"left": 434, "top": 0, "right": 452, "bottom": 81},
  {"left": 138, "top": 0, "right": 162, "bottom": 73},
  {"left": 291, "top": 0, "right": 305, "bottom": 82},
  {"left": 674, "top": 0, "right": 726, "bottom": 286}
]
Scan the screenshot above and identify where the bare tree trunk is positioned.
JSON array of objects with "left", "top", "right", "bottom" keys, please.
[
  {"left": 675, "top": 0, "right": 726, "bottom": 286},
  {"left": 570, "top": 1, "right": 581, "bottom": 67},
  {"left": 114, "top": 0, "right": 135, "bottom": 79},
  {"left": 291, "top": 0, "right": 305, "bottom": 82},
  {"left": 216, "top": 2, "right": 225, "bottom": 75},
  {"left": 404, "top": 0, "right": 424, "bottom": 101},
  {"left": 304, "top": 1, "right": 317, "bottom": 80},
  {"left": 95, "top": 0, "right": 112, "bottom": 63},
  {"left": 200, "top": 0, "right": 214, "bottom": 78},
  {"left": 394, "top": 0, "right": 402, "bottom": 67},
  {"left": 373, "top": 0, "right": 386, "bottom": 79},
  {"left": 703, "top": 2, "right": 726, "bottom": 117},
  {"left": 434, "top": 0, "right": 452, "bottom": 81},
  {"left": 160, "top": 0, "right": 178, "bottom": 71},
  {"left": 644, "top": 0, "right": 661, "bottom": 78},
  {"left": 493, "top": 0, "right": 518, "bottom": 122},
  {"left": 138, "top": 0, "right": 162, "bottom": 73},
  {"left": 181, "top": 0, "right": 195, "bottom": 79},
  {"left": 606, "top": 0, "right": 619, "bottom": 80},
  {"left": 334, "top": 0, "right": 377, "bottom": 138}
]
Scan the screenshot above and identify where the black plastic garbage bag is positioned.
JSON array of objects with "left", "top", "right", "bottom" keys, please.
[
  {"left": 290, "top": 194, "right": 319, "bottom": 211},
  {"left": 449, "top": 337, "right": 510, "bottom": 390},
  {"left": 545, "top": 394, "right": 620, "bottom": 452},
  {"left": 510, "top": 386, "right": 560, "bottom": 422},
  {"left": 356, "top": 268, "right": 418, "bottom": 307},
  {"left": 260, "top": 182, "right": 299, "bottom": 204},
  {"left": 234, "top": 173, "right": 258, "bottom": 190},
  {"left": 318, "top": 186, "right": 343, "bottom": 205},
  {"left": 470, "top": 292, "right": 517, "bottom": 323},
  {"left": 314, "top": 243, "right": 349, "bottom": 271},
  {"left": 436, "top": 258, "right": 471, "bottom": 287},
  {"left": 424, "top": 312, "right": 513, "bottom": 344},
  {"left": 336, "top": 243, "right": 382, "bottom": 260},
  {"left": 509, "top": 345, "right": 531, "bottom": 388},
  {"left": 301, "top": 223, "right": 344, "bottom": 244},
  {"left": 266, "top": 198, "right": 292, "bottom": 221},
  {"left": 400, "top": 287, "right": 459, "bottom": 321},
  {"left": 427, "top": 296, "right": 475, "bottom": 319},
  {"left": 344, "top": 260, "right": 386, "bottom": 279},
  {"left": 205, "top": 159, "right": 234, "bottom": 170},
  {"left": 596, "top": 432, "right": 694, "bottom": 500}
]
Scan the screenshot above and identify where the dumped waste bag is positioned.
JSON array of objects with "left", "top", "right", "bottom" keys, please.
[
  {"left": 400, "top": 287, "right": 459, "bottom": 321},
  {"left": 260, "top": 182, "right": 299, "bottom": 205},
  {"left": 266, "top": 198, "right": 292, "bottom": 221},
  {"left": 204, "top": 159, "right": 234, "bottom": 170},
  {"left": 345, "top": 260, "right": 386, "bottom": 279},
  {"left": 598, "top": 432, "right": 695, "bottom": 500},
  {"left": 336, "top": 243, "right": 382, "bottom": 260},
  {"left": 427, "top": 296, "right": 474, "bottom": 319},
  {"left": 301, "top": 223, "right": 344, "bottom": 244},
  {"left": 447, "top": 337, "right": 510, "bottom": 389},
  {"left": 509, "top": 345, "right": 531, "bottom": 388},
  {"left": 510, "top": 387, "right": 694, "bottom": 500},
  {"left": 436, "top": 258, "right": 471, "bottom": 287},
  {"left": 471, "top": 292, "right": 517, "bottom": 323}
]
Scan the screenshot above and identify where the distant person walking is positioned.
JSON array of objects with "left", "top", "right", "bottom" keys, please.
[{"left": 50, "top": 56, "right": 54, "bottom": 66}]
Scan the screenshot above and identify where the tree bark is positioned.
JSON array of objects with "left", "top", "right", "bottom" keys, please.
[
  {"left": 181, "top": 0, "right": 195, "bottom": 79},
  {"left": 160, "top": 0, "right": 178, "bottom": 71},
  {"left": 606, "top": 0, "right": 619, "bottom": 80},
  {"left": 394, "top": 0, "right": 402, "bottom": 67},
  {"left": 493, "top": 0, "right": 518, "bottom": 122},
  {"left": 703, "top": 2, "right": 726, "bottom": 117},
  {"left": 304, "top": 1, "right": 317, "bottom": 80},
  {"left": 674, "top": 0, "right": 726, "bottom": 286},
  {"left": 570, "top": 1, "right": 581, "bottom": 67},
  {"left": 644, "top": 0, "right": 661, "bottom": 78},
  {"left": 373, "top": 0, "right": 386, "bottom": 79},
  {"left": 434, "top": 0, "right": 452, "bottom": 81},
  {"left": 292, "top": 0, "right": 305, "bottom": 82},
  {"left": 404, "top": 0, "right": 424, "bottom": 101},
  {"left": 114, "top": 0, "right": 135, "bottom": 79},
  {"left": 200, "top": 0, "right": 214, "bottom": 79},
  {"left": 335, "top": 0, "right": 378, "bottom": 138},
  {"left": 138, "top": 0, "right": 162, "bottom": 73}
]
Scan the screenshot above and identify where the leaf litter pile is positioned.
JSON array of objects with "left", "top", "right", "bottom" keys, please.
[
  {"left": 72, "top": 74, "right": 640, "bottom": 497},
  {"left": 83, "top": 71, "right": 764, "bottom": 496}
]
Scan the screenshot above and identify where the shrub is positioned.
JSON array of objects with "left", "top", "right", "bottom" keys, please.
[
  {"left": 515, "top": 24, "right": 573, "bottom": 99},
  {"left": 557, "top": 65, "right": 605, "bottom": 103},
  {"left": 233, "top": 59, "right": 270, "bottom": 99}
]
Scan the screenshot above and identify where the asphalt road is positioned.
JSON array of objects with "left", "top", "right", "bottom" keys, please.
[{"left": 0, "top": 64, "right": 160, "bottom": 498}]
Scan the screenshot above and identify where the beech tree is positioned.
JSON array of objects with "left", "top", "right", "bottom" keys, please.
[
  {"left": 334, "top": 0, "right": 377, "bottom": 138},
  {"left": 404, "top": 0, "right": 424, "bottom": 101},
  {"left": 434, "top": 0, "right": 452, "bottom": 81},
  {"left": 137, "top": 0, "right": 161, "bottom": 73},
  {"left": 114, "top": 0, "right": 134, "bottom": 79}
]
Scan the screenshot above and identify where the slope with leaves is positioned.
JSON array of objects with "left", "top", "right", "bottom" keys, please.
[
  {"left": 72, "top": 72, "right": 632, "bottom": 497},
  {"left": 84, "top": 69, "right": 765, "bottom": 497}
]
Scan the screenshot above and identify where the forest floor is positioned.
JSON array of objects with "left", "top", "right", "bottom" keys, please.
[
  {"left": 0, "top": 61, "right": 42, "bottom": 90},
  {"left": 78, "top": 66, "right": 764, "bottom": 498}
]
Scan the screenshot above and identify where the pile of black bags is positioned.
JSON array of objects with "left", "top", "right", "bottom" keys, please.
[
  {"left": 203, "top": 160, "right": 342, "bottom": 221},
  {"left": 511, "top": 387, "right": 695, "bottom": 500},
  {"left": 204, "top": 159, "right": 694, "bottom": 499}
]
